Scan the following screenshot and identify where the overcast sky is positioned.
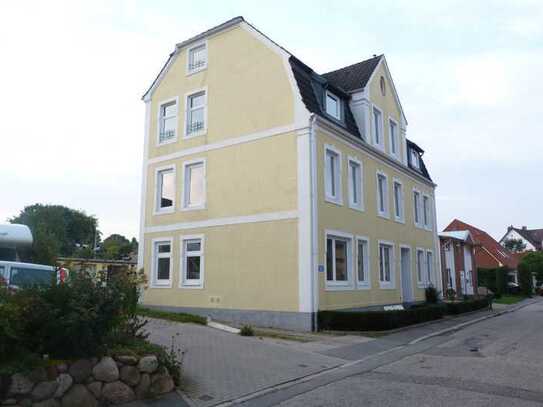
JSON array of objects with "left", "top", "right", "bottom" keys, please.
[{"left": 1, "top": 0, "right": 541, "bottom": 241}]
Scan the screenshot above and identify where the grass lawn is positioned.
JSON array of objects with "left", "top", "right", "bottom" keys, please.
[
  {"left": 137, "top": 306, "right": 207, "bottom": 325},
  {"left": 493, "top": 295, "right": 527, "bottom": 305}
]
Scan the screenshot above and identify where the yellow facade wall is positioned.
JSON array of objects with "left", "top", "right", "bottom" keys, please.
[
  {"left": 142, "top": 219, "right": 299, "bottom": 312},
  {"left": 148, "top": 25, "right": 295, "bottom": 160},
  {"left": 316, "top": 129, "right": 437, "bottom": 310}
]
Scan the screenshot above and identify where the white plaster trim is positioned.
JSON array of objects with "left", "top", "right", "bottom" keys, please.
[
  {"left": 355, "top": 236, "right": 371, "bottom": 289},
  {"left": 376, "top": 170, "right": 389, "bottom": 219},
  {"left": 144, "top": 210, "right": 298, "bottom": 234},
  {"left": 392, "top": 177, "right": 405, "bottom": 224},
  {"left": 150, "top": 237, "right": 173, "bottom": 288},
  {"left": 153, "top": 164, "right": 176, "bottom": 215},
  {"left": 186, "top": 40, "right": 208, "bottom": 76},
  {"left": 147, "top": 123, "right": 305, "bottom": 166},
  {"left": 156, "top": 96, "right": 179, "bottom": 146},
  {"left": 183, "top": 87, "right": 208, "bottom": 139},
  {"left": 179, "top": 234, "right": 205, "bottom": 289},
  {"left": 347, "top": 156, "right": 364, "bottom": 212},
  {"left": 324, "top": 144, "right": 343, "bottom": 206},
  {"left": 378, "top": 240, "right": 395, "bottom": 289},
  {"left": 138, "top": 101, "right": 151, "bottom": 273},
  {"left": 309, "top": 117, "right": 319, "bottom": 329},
  {"left": 180, "top": 158, "right": 207, "bottom": 211},
  {"left": 324, "top": 229, "right": 355, "bottom": 291}
]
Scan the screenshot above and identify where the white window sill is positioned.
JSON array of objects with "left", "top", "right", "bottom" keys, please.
[
  {"left": 184, "top": 130, "right": 207, "bottom": 140},
  {"left": 356, "top": 283, "right": 371, "bottom": 290},
  {"left": 157, "top": 137, "right": 178, "bottom": 146},
  {"left": 180, "top": 283, "right": 204, "bottom": 290},
  {"left": 186, "top": 65, "right": 207, "bottom": 76},
  {"left": 379, "top": 282, "right": 395, "bottom": 290},
  {"left": 394, "top": 217, "right": 405, "bottom": 224},
  {"left": 153, "top": 208, "right": 175, "bottom": 216},
  {"left": 348, "top": 203, "right": 364, "bottom": 212},
  {"left": 180, "top": 205, "right": 206, "bottom": 212},
  {"left": 325, "top": 196, "right": 343, "bottom": 206},
  {"left": 417, "top": 282, "right": 428, "bottom": 289},
  {"left": 377, "top": 212, "right": 390, "bottom": 220},
  {"left": 150, "top": 282, "right": 172, "bottom": 289},
  {"left": 325, "top": 283, "right": 354, "bottom": 291}
]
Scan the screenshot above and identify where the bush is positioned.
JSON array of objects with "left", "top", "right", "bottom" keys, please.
[
  {"left": 318, "top": 304, "right": 446, "bottom": 331},
  {"left": 240, "top": 325, "right": 255, "bottom": 336},
  {"left": 445, "top": 297, "right": 490, "bottom": 315},
  {"left": 425, "top": 286, "right": 440, "bottom": 304},
  {"left": 478, "top": 267, "right": 508, "bottom": 297}
]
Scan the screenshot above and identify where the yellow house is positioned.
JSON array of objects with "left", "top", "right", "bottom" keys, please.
[{"left": 138, "top": 17, "right": 442, "bottom": 331}]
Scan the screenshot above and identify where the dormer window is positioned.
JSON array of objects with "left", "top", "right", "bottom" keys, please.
[
  {"left": 325, "top": 91, "right": 341, "bottom": 120},
  {"left": 410, "top": 150, "right": 420, "bottom": 169}
]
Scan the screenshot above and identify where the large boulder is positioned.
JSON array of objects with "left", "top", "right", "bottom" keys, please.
[
  {"left": 33, "top": 399, "right": 61, "bottom": 407},
  {"left": 61, "top": 384, "right": 97, "bottom": 407},
  {"left": 92, "top": 357, "right": 119, "bottom": 383},
  {"left": 7, "top": 373, "right": 33, "bottom": 396},
  {"left": 137, "top": 356, "right": 158, "bottom": 373},
  {"left": 115, "top": 356, "right": 138, "bottom": 366},
  {"left": 150, "top": 373, "right": 174, "bottom": 396},
  {"left": 54, "top": 374, "right": 73, "bottom": 398},
  {"left": 134, "top": 373, "right": 150, "bottom": 399},
  {"left": 102, "top": 381, "right": 135, "bottom": 405},
  {"left": 32, "top": 381, "right": 59, "bottom": 401},
  {"left": 68, "top": 360, "right": 93, "bottom": 384},
  {"left": 120, "top": 366, "right": 140, "bottom": 387},
  {"left": 86, "top": 382, "right": 102, "bottom": 399}
]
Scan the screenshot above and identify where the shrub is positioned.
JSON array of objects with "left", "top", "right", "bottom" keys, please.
[
  {"left": 445, "top": 297, "right": 490, "bottom": 315},
  {"left": 445, "top": 288, "right": 456, "bottom": 300},
  {"left": 425, "top": 286, "right": 440, "bottom": 304},
  {"left": 240, "top": 325, "right": 255, "bottom": 336},
  {"left": 318, "top": 304, "right": 446, "bottom": 331},
  {"left": 478, "top": 267, "right": 508, "bottom": 296}
]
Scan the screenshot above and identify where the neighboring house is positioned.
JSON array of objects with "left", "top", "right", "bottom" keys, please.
[
  {"left": 439, "top": 231, "right": 478, "bottom": 296},
  {"left": 444, "top": 219, "right": 518, "bottom": 286},
  {"left": 57, "top": 257, "right": 137, "bottom": 278},
  {"left": 500, "top": 226, "right": 543, "bottom": 252},
  {"left": 138, "top": 17, "right": 440, "bottom": 331}
]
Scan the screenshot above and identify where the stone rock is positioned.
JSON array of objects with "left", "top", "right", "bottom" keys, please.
[
  {"left": 46, "top": 365, "right": 58, "bottom": 381},
  {"left": 84, "top": 376, "right": 95, "bottom": 385},
  {"left": 33, "top": 399, "right": 61, "bottom": 407},
  {"left": 32, "top": 381, "right": 59, "bottom": 401},
  {"left": 102, "top": 381, "right": 135, "bottom": 405},
  {"left": 90, "top": 358, "right": 98, "bottom": 366},
  {"left": 61, "top": 384, "right": 97, "bottom": 407},
  {"left": 54, "top": 374, "right": 73, "bottom": 398},
  {"left": 56, "top": 364, "right": 68, "bottom": 374},
  {"left": 28, "top": 367, "right": 47, "bottom": 383},
  {"left": 119, "top": 365, "right": 140, "bottom": 387},
  {"left": 92, "top": 357, "right": 119, "bottom": 383},
  {"left": 86, "top": 382, "right": 102, "bottom": 399},
  {"left": 19, "top": 399, "right": 32, "bottom": 407},
  {"left": 134, "top": 373, "right": 150, "bottom": 399},
  {"left": 1, "top": 399, "right": 17, "bottom": 405},
  {"left": 149, "top": 373, "right": 174, "bottom": 396},
  {"left": 68, "top": 360, "right": 93, "bottom": 384},
  {"left": 115, "top": 355, "right": 138, "bottom": 366},
  {"left": 137, "top": 356, "right": 158, "bottom": 373},
  {"left": 8, "top": 374, "right": 33, "bottom": 396}
]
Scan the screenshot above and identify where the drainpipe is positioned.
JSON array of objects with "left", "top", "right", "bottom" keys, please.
[{"left": 309, "top": 115, "right": 319, "bottom": 331}]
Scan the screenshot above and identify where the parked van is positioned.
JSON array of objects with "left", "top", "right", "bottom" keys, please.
[
  {"left": 0, "top": 261, "right": 67, "bottom": 289},
  {"left": 0, "top": 224, "right": 33, "bottom": 262}
]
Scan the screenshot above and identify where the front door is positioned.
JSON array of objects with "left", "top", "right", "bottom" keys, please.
[
  {"left": 400, "top": 247, "right": 413, "bottom": 303},
  {"left": 464, "top": 247, "right": 474, "bottom": 295}
]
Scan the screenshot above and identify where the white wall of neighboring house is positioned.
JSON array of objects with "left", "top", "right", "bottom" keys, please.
[{"left": 501, "top": 229, "right": 536, "bottom": 251}]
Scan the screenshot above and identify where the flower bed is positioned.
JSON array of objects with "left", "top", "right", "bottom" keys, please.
[{"left": 1, "top": 354, "right": 175, "bottom": 406}]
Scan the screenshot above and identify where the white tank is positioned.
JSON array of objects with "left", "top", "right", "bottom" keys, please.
[{"left": 0, "top": 224, "right": 33, "bottom": 248}]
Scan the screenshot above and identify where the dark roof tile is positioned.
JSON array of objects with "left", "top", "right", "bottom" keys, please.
[{"left": 322, "top": 55, "right": 382, "bottom": 91}]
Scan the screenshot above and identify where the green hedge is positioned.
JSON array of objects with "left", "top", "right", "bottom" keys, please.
[
  {"left": 445, "top": 297, "right": 490, "bottom": 315},
  {"left": 477, "top": 267, "right": 507, "bottom": 296},
  {"left": 318, "top": 304, "right": 446, "bottom": 331}
]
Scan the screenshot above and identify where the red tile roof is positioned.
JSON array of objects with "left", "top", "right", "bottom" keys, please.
[{"left": 444, "top": 219, "right": 518, "bottom": 269}]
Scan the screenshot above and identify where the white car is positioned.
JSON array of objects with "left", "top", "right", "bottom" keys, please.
[{"left": 0, "top": 261, "right": 67, "bottom": 289}]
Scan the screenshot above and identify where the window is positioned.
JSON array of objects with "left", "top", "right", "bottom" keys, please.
[
  {"left": 326, "top": 234, "right": 352, "bottom": 286},
  {"left": 379, "top": 242, "right": 394, "bottom": 287},
  {"left": 158, "top": 99, "right": 177, "bottom": 144},
  {"left": 183, "top": 160, "right": 205, "bottom": 209},
  {"left": 376, "top": 172, "right": 388, "bottom": 217},
  {"left": 187, "top": 43, "right": 207, "bottom": 73},
  {"left": 325, "top": 92, "right": 340, "bottom": 120},
  {"left": 373, "top": 107, "right": 383, "bottom": 148},
  {"left": 181, "top": 236, "right": 204, "bottom": 287},
  {"left": 325, "top": 146, "right": 342, "bottom": 204},
  {"left": 389, "top": 119, "right": 399, "bottom": 158},
  {"left": 185, "top": 90, "right": 206, "bottom": 137},
  {"left": 153, "top": 240, "right": 172, "bottom": 287},
  {"left": 423, "top": 195, "right": 432, "bottom": 230},
  {"left": 348, "top": 158, "right": 363, "bottom": 210},
  {"left": 357, "top": 238, "right": 370, "bottom": 287},
  {"left": 380, "top": 76, "right": 386, "bottom": 96},
  {"left": 393, "top": 180, "right": 404, "bottom": 222},
  {"left": 416, "top": 249, "right": 425, "bottom": 286},
  {"left": 426, "top": 251, "right": 433, "bottom": 285},
  {"left": 413, "top": 190, "right": 421, "bottom": 226},
  {"left": 410, "top": 150, "right": 420, "bottom": 169},
  {"left": 156, "top": 167, "right": 175, "bottom": 213}
]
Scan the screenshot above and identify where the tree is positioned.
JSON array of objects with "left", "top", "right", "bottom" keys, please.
[
  {"left": 503, "top": 238, "right": 527, "bottom": 253},
  {"left": 99, "top": 234, "right": 135, "bottom": 260},
  {"left": 518, "top": 252, "right": 543, "bottom": 294},
  {"left": 9, "top": 204, "right": 99, "bottom": 262}
]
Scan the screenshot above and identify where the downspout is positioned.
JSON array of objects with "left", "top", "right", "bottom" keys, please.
[{"left": 309, "top": 115, "right": 319, "bottom": 331}]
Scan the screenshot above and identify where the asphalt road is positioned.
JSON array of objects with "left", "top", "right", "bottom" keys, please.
[{"left": 236, "top": 299, "right": 543, "bottom": 407}]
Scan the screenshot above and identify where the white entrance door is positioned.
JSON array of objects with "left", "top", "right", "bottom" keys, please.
[
  {"left": 464, "top": 246, "right": 474, "bottom": 295},
  {"left": 400, "top": 247, "right": 414, "bottom": 303}
]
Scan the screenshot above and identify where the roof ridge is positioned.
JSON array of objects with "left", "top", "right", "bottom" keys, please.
[{"left": 323, "top": 54, "right": 383, "bottom": 76}]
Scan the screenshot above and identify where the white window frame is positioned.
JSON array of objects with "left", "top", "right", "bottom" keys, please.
[
  {"left": 179, "top": 234, "right": 205, "bottom": 288},
  {"left": 324, "top": 230, "right": 354, "bottom": 290},
  {"left": 376, "top": 170, "right": 389, "bottom": 218},
  {"left": 388, "top": 117, "right": 400, "bottom": 160},
  {"left": 186, "top": 41, "right": 208, "bottom": 75},
  {"left": 181, "top": 158, "right": 206, "bottom": 211},
  {"left": 324, "top": 144, "right": 343, "bottom": 205},
  {"left": 422, "top": 194, "right": 432, "bottom": 231},
  {"left": 426, "top": 250, "right": 434, "bottom": 286},
  {"left": 410, "top": 149, "right": 420, "bottom": 169},
  {"left": 184, "top": 87, "right": 208, "bottom": 139},
  {"left": 413, "top": 188, "right": 422, "bottom": 228},
  {"left": 416, "top": 247, "right": 426, "bottom": 288},
  {"left": 325, "top": 91, "right": 341, "bottom": 120},
  {"left": 372, "top": 105, "right": 384, "bottom": 150},
  {"left": 392, "top": 178, "right": 404, "bottom": 223},
  {"left": 347, "top": 156, "right": 364, "bottom": 211},
  {"left": 356, "top": 236, "right": 371, "bottom": 289},
  {"left": 378, "top": 240, "right": 395, "bottom": 289},
  {"left": 151, "top": 237, "right": 173, "bottom": 288},
  {"left": 156, "top": 97, "right": 179, "bottom": 145},
  {"left": 154, "top": 165, "right": 176, "bottom": 215}
]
